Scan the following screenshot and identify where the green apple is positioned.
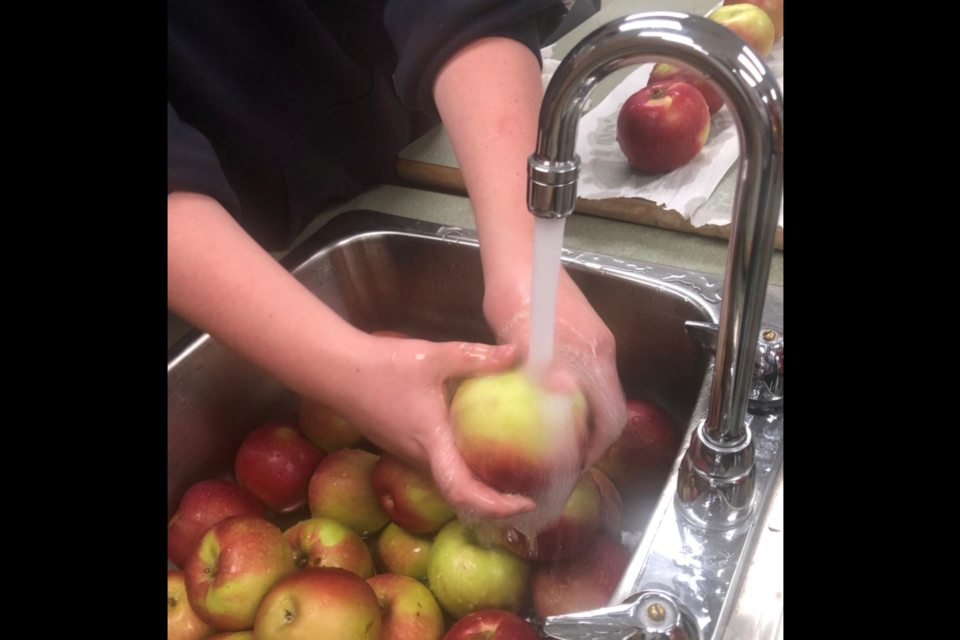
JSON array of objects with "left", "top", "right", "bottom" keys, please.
[
  {"left": 374, "top": 522, "right": 434, "bottom": 580},
  {"left": 427, "top": 520, "right": 531, "bottom": 620}
]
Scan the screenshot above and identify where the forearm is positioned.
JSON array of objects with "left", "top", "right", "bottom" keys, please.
[
  {"left": 167, "top": 191, "right": 369, "bottom": 403},
  {"left": 433, "top": 37, "right": 543, "bottom": 295}
]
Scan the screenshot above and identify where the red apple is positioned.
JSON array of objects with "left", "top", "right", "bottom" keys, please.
[
  {"left": 531, "top": 535, "right": 631, "bottom": 618},
  {"left": 647, "top": 64, "right": 724, "bottom": 115},
  {"left": 587, "top": 467, "right": 623, "bottom": 538},
  {"left": 234, "top": 423, "right": 324, "bottom": 514},
  {"left": 596, "top": 399, "right": 681, "bottom": 495},
  {"left": 308, "top": 448, "right": 390, "bottom": 536},
  {"left": 372, "top": 330, "right": 410, "bottom": 339},
  {"left": 168, "top": 480, "right": 266, "bottom": 569},
  {"left": 168, "top": 570, "right": 217, "bottom": 640},
  {"left": 284, "top": 517, "right": 373, "bottom": 578},
  {"left": 428, "top": 520, "right": 531, "bottom": 620},
  {"left": 451, "top": 370, "right": 588, "bottom": 497},
  {"left": 253, "top": 567, "right": 381, "bottom": 639},
  {"left": 442, "top": 610, "right": 540, "bottom": 640},
  {"left": 372, "top": 452, "right": 454, "bottom": 534},
  {"left": 185, "top": 516, "right": 296, "bottom": 631},
  {"left": 298, "top": 399, "right": 365, "bottom": 454},
  {"left": 373, "top": 522, "right": 434, "bottom": 580},
  {"left": 209, "top": 634, "right": 253, "bottom": 640},
  {"left": 368, "top": 574, "right": 445, "bottom": 640},
  {"left": 708, "top": 4, "right": 775, "bottom": 59},
  {"left": 500, "top": 472, "right": 600, "bottom": 561},
  {"left": 724, "top": 0, "right": 782, "bottom": 43},
  {"left": 617, "top": 81, "right": 710, "bottom": 174}
]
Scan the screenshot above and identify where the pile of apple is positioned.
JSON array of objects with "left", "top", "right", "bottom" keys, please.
[
  {"left": 167, "top": 333, "right": 682, "bottom": 640},
  {"left": 616, "top": 0, "right": 784, "bottom": 173}
]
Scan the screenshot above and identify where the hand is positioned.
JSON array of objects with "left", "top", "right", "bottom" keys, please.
[
  {"left": 322, "top": 335, "right": 537, "bottom": 520},
  {"left": 484, "top": 269, "right": 628, "bottom": 469}
]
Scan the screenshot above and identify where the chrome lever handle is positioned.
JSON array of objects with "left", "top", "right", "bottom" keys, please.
[
  {"left": 542, "top": 590, "right": 702, "bottom": 640},
  {"left": 685, "top": 321, "right": 782, "bottom": 414}
]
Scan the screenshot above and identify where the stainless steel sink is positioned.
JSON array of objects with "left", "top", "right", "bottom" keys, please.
[{"left": 167, "top": 210, "right": 782, "bottom": 639}]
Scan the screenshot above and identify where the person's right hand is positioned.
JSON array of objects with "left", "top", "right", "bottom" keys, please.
[{"left": 320, "top": 335, "right": 537, "bottom": 520}]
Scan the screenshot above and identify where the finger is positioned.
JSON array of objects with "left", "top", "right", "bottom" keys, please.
[
  {"left": 442, "top": 342, "right": 518, "bottom": 379},
  {"left": 428, "top": 426, "right": 536, "bottom": 519},
  {"left": 540, "top": 367, "right": 580, "bottom": 395}
]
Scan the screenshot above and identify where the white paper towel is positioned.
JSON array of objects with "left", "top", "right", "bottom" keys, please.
[{"left": 540, "top": 15, "right": 783, "bottom": 229}]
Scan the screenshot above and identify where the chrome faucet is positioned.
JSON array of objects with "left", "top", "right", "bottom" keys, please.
[{"left": 527, "top": 11, "right": 783, "bottom": 640}]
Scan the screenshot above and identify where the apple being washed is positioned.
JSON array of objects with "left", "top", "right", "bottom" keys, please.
[
  {"left": 442, "top": 610, "right": 541, "bottom": 640},
  {"left": 308, "top": 448, "right": 390, "bottom": 536},
  {"left": 168, "top": 570, "right": 216, "bottom": 640},
  {"left": 374, "top": 522, "right": 434, "bottom": 580},
  {"left": 531, "top": 534, "right": 631, "bottom": 618},
  {"left": 428, "top": 520, "right": 531, "bottom": 620},
  {"left": 254, "top": 567, "right": 381, "bottom": 639},
  {"left": 208, "top": 634, "right": 253, "bottom": 640},
  {"left": 708, "top": 4, "right": 775, "bottom": 59},
  {"left": 617, "top": 81, "right": 710, "bottom": 174},
  {"left": 185, "top": 516, "right": 295, "bottom": 631},
  {"left": 285, "top": 517, "right": 373, "bottom": 578},
  {"left": 168, "top": 479, "right": 266, "bottom": 569},
  {"left": 724, "top": 0, "right": 782, "bottom": 43},
  {"left": 368, "top": 574, "right": 445, "bottom": 640},
  {"left": 595, "top": 399, "right": 681, "bottom": 496},
  {"left": 451, "top": 370, "right": 587, "bottom": 497},
  {"left": 373, "top": 452, "right": 454, "bottom": 534},
  {"left": 234, "top": 423, "right": 324, "bottom": 514}
]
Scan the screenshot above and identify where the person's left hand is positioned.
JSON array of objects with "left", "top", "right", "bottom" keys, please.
[{"left": 483, "top": 268, "right": 628, "bottom": 469}]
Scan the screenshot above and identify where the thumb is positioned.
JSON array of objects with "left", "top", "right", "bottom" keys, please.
[
  {"left": 442, "top": 342, "right": 518, "bottom": 379},
  {"left": 428, "top": 423, "right": 535, "bottom": 520}
]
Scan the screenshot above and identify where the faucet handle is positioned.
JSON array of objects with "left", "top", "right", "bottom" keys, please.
[
  {"left": 684, "top": 321, "right": 782, "bottom": 414},
  {"left": 542, "top": 590, "right": 702, "bottom": 640}
]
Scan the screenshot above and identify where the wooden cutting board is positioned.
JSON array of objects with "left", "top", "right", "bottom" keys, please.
[{"left": 395, "top": 158, "right": 784, "bottom": 251}]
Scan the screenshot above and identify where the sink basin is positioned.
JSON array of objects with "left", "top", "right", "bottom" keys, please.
[{"left": 167, "top": 210, "right": 782, "bottom": 638}]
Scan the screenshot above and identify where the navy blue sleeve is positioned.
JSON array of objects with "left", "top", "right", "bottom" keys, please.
[
  {"left": 167, "top": 103, "right": 241, "bottom": 216},
  {"left": 384, "top": 0, "right": 567, "bottom": 117}
]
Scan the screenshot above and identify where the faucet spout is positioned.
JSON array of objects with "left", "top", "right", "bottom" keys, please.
[{"left": 527, "top": 10, "right": 782, "bottom": 458}]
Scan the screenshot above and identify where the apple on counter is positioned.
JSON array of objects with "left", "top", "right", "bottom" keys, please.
[
  {"left": 308, "top": 448, "right": 390, "bottom": 536},
  {"left": 442, "top": 609, "right": 541, "bottom": 640},
  {"left": 647, "top": 64, "right": 724, "bottom": 115},
  {"left": 254, "top": 567, "right": 381, "bottom": 639},
  {"left": 724, "top": 0, "right": 782, "bottom": 43},
  {"left": 372, "top": 452, "right": 455, "bottom": 534},
  {"left": 284, "top": 517, "right": 373, "bottom": 578},
  {"left": 168, "top": 570, "right": 217, "bottom": 640},
  {"left": 185, "top": 516, "right": 296, "bottom": 631},
  {"left": 374, "top": 522, "right": 435, "bottom": 580},
  {"left": 368, "top": 574, "right": 445, "bottom": 640},
  {"left": 168, "top": 479, "right": 267, "bottom": 569},
  {"left": 595, "top": 399, "right": 681, "bottom": 496},
  {"left": 428, "top": 520, "right": 532, "bottom": 620},
  {"left": 531, "top": 534, "right": 632, "bottom": 618},
  {"left": 617, "top": 81, "right": 710, "bottom": 174},
  {"left": 708, "top": 4, "right": 775, "bottom": 59},
  {"left": 234, "top": 423, "right": 324, "bottom": 514}
]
